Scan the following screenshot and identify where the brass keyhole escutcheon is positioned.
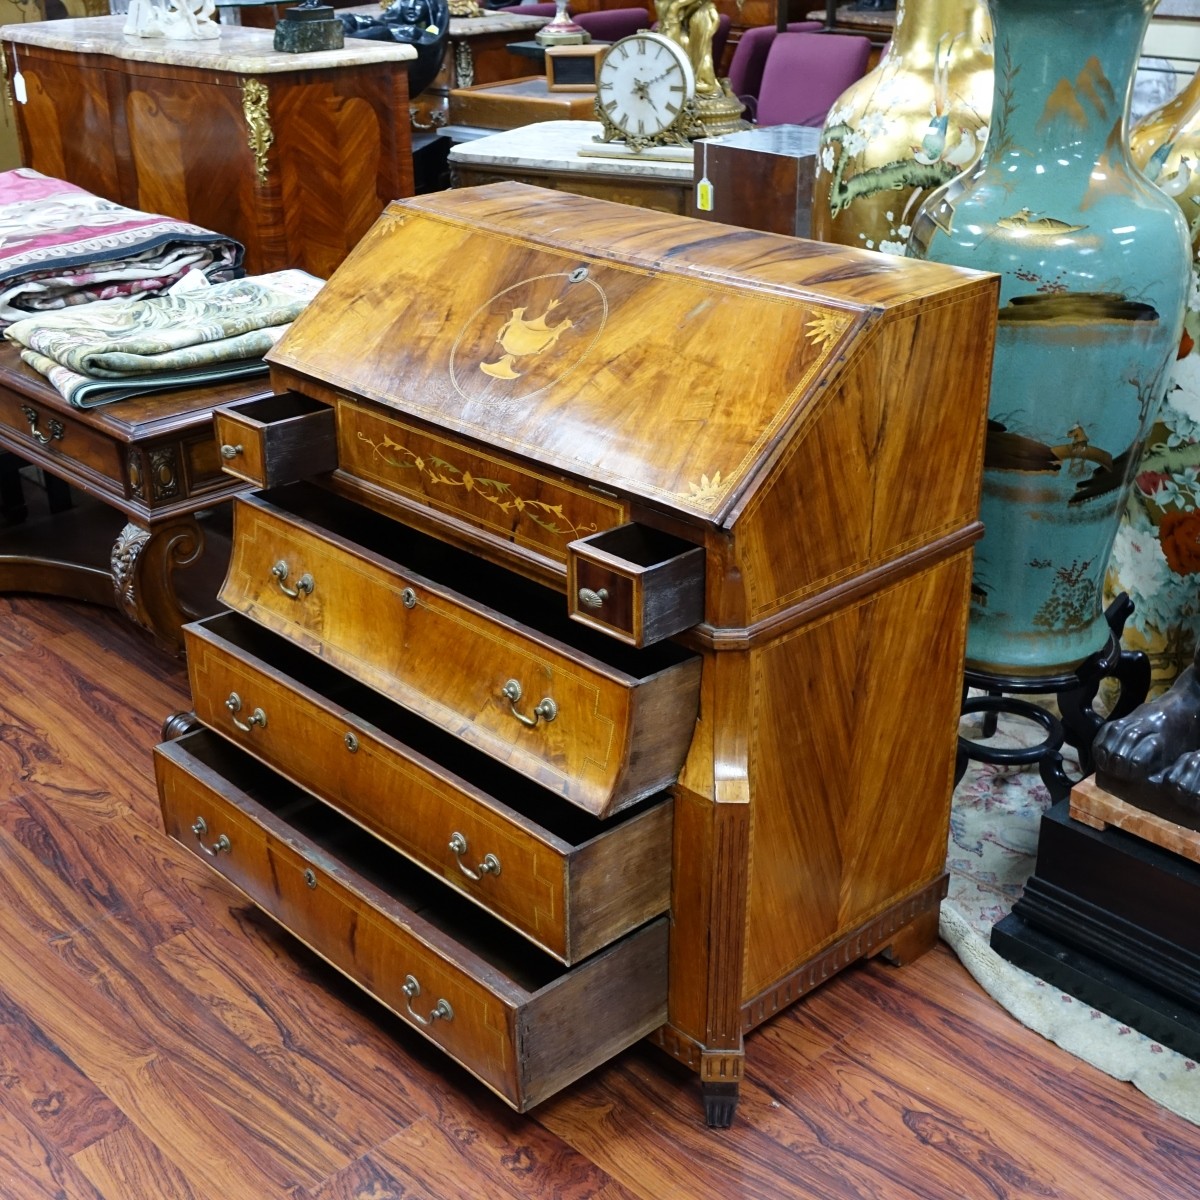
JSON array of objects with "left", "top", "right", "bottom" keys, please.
[
  {"left": 401, "top": 587, "right": 417, "bottom": 609},
  {"left": 304, "top": 868, "right": 318, "bottom": 889}
]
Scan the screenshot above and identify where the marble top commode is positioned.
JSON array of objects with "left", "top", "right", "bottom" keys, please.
[
  {"left": 0, "top": 14, "right": 416, "bottom": 72},
  {"left": 448, "top": 120, "right": 698, "bottom": 181}
]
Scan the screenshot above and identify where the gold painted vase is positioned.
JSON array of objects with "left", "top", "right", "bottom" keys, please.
[
  {"left": 811, "top": 0, "right": 993, "bottom": 254},
  {"left": 1106, "top": 66, "right": 1200, "bottom": 694}
]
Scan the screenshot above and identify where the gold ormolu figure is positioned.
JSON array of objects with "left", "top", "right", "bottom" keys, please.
[
  {"left": 480, "top": 299, "right": 574, "bottom": 379},
  {"left": 654, "top": 0, "right": 720, "bottom": 97}
]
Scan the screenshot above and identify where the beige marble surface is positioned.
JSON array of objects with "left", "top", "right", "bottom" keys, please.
[
  {"left": 0, "top": 14, "right": 416, "bottom": 71},
  {"left": 449, "top": 119, "right": 697, "bottom": 179}
]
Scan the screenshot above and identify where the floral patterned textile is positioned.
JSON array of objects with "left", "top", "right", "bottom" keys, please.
[
  {"left": 4, "top": 270, "right": 324, "bottom": 408},
  {"left": 946, "top": 714, "right": 1199, "bottom": 1126},
  {"left": 0, "top": 167, "right": 243, "bottom": 327}
]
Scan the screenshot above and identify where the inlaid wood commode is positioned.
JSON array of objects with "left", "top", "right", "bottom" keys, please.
[
  {"left": 154, "top": 183, "right": 999, "bottom": 1126},
  {"left": 1, "top": 16, "right": 417, "bottom": 279}
]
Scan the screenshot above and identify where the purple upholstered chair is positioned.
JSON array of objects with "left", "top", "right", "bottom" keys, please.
[
  {"left": 574, "top": 7, "right": 652, "bottom": 42},
  {"left": 726, "top": 21, "right": 822, "bottom": 120},
  {"left": 755, "top": 31, "right": 872, "bottom": 128},
  {"left": 710, "top": 12, "right": 732, "bottom": 77}
]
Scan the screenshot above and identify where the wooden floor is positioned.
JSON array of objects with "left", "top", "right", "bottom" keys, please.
[{"left": 1, "top": 590, "right": 1197, "bottom": 1200}]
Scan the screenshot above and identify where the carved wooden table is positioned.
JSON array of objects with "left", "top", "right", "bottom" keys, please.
[
  {"left": 0, "top": 344, "right": 268, "bottom": 652},
  {"left": 0, "top": 17, "right": 417, "bottom": 278}
]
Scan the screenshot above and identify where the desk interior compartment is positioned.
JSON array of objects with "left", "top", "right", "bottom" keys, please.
[
  {"left": 155, "top": 728, "right": 670, "bottom": 1112},
  {"left": 214, "top": 392, "right": 337, "bottom": 488}
]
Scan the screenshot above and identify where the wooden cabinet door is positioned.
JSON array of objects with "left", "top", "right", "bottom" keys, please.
[
  {"left": 8, "top": 47, "right": 123, "bottom": 201},
  {"left": 124, "top": 73, "right": 270, "bottom": 271}
]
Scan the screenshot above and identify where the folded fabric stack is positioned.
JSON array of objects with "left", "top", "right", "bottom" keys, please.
[
  {"left": 0, "top": 167, "right": 245, "bottom": 328},
  {"left": 4, "top": 269, "right": 325, "bottom": 408}
]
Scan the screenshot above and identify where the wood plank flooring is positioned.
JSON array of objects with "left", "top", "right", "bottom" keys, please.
[{"left": 0, "top": 590, "right": 1196, "bottom": 1200}]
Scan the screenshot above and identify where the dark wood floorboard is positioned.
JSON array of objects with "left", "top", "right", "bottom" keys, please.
[{"left": 0, "top": 593, "right": 1196, "bottom": 1200}]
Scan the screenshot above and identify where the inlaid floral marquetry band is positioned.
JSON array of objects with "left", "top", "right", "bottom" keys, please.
[{"left": 241, "top": 79, "right": 273, "bottom": 187}]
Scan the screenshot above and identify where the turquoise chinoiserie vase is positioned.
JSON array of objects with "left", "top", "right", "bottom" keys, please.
[{"left": 908, "top": 0, "right": 1191, "bottom": 677}]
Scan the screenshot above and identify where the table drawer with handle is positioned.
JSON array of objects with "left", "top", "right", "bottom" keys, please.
[{"left": 155, "top": 729, "right": 669, "bottom": 1113}]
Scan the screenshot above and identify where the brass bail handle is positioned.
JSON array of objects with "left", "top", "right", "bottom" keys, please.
[
  {"left": 225, "top": 691, "right": 267, "bottom": 733},
  {"left": 20, "top": 404, "right": 64, "bottom": 447},
  {"left": 271, "top": 560, "right": 314, "bottom": 599},
  {"left": 448, "top": 831, "right": 501, "bottom": 881},
  {"left": 191, "top": 816, "right": 231, "bottom": 857},
  {"left": 501, "top": 679, "right": 557, "bottom": 728},
  {"left": 401, "top": 974, "right": 454, "bottom": 1026}
]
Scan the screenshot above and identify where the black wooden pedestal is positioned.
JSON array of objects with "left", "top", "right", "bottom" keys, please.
[{"left": 991, "top": 798, "right": 1200, "bottom": 1060}]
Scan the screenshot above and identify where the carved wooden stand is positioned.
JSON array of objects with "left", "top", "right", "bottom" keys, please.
[{"left": 956, "top": 594, "right": 1151, "bottom": 801}]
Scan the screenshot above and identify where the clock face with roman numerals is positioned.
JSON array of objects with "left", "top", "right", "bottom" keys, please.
[{"left": 595, "top": 32, "right": 696, "bottom": 143}]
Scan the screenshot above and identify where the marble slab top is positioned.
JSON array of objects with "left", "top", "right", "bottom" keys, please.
[
  {"left": 449, "top": 120, "right": 698, "bottom": 179},
  {"left": 1, "top": 15, "right": 416, "bottom": 72}
]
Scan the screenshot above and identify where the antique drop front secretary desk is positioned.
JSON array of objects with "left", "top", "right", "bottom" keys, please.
[{"left": 154, "top": 184, "right": 998, "bottom": 1126}]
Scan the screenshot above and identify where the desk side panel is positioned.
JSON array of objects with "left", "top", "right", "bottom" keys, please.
[{"left": 740, "top": 547, "right": 972, "bottom": 1000}]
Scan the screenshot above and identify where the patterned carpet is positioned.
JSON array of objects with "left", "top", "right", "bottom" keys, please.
[{"left": 943, "top": 713, "right": 1200, "bottom": 1126}]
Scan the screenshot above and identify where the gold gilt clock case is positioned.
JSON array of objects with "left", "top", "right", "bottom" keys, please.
[{"left": 157, "top": 183, "right": 998, "bottom": 1126}]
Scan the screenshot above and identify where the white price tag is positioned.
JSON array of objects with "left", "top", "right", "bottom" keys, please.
[
  {"left": 12, "top": 70, "right": 26, "bottom": 105},
  {"left": 695, "top": 140, "right": 713, "bottom": 212}
]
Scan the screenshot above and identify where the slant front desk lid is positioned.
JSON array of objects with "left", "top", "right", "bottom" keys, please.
[{"left": 267, "top": 183, "right": 991, "bottom": 526}]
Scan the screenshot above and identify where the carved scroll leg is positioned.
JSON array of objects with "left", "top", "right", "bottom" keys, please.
[{"left": 111, "top": 516, "right": 204, "bottom": 654}]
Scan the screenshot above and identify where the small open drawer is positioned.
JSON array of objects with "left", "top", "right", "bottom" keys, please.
[
  {"left": 213, "top": 392, "right": 338, "bottom": 488},
  {"left": 567, "top": 523, "right": 705, "bottom": 647}
]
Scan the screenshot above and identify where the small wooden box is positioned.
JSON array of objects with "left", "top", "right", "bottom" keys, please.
[
  {"left": 213, "top": 392, "right": 337, "bottom": 488},
  {"left": 694, "top": 124, "right": 822, "bottom": 238},
  {"left": 567, "top": 523, "right": 705, "bottom": 647},
  {"left": 448, "top": 76, "right": 596, "bottom": 129},
  {"left": 545, "top": 44, "right": 608, "bottom": 92}
]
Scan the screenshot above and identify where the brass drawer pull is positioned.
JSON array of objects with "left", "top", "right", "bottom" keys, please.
[
  {"left": 225, "top": 691, "right": 267, "bottom": 733},
  {"left": 190, "top": 816, "right": 231, "bottom": 857},
  {"left": 578, "top": 586, "right": 608, "bottom": 609},
  {"left": 271, "top": 560, "right": 314, "bottom": 599},
  {"left": 19, "top": 404, "right": 64, "bottom": 447},
  {"left": 448, "top": 831, "right": 501, "bottom": 880},
  {"left": 401, "top": 974, "right": 453, "bottom": 1026},
  {"left": 501, "top": 679, "right": 557, "bottom": 728},
  {"left": 220, "top": 443, "right": 244, "bottom": 459}
]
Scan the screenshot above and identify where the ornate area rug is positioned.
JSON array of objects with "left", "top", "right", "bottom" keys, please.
[{"left": 944, "top": 714, "right": 1200, "bottom": 1126}]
